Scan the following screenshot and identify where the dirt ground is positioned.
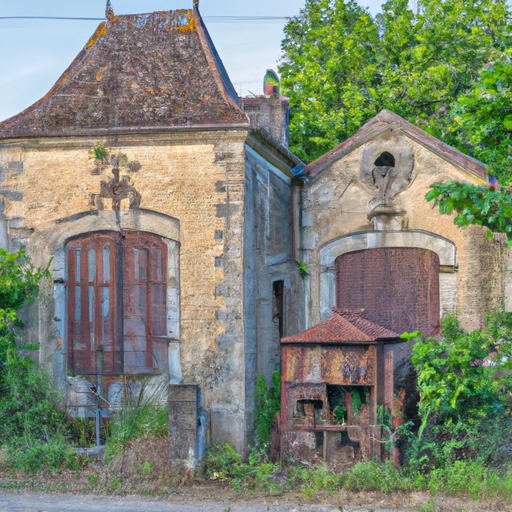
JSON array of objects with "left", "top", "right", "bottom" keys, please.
[
  {"left": 1, "top": 479, "right": 512, "bottom": 512},
  {"left": 1, "top": 438, "right": 511, "bottom": 512}
]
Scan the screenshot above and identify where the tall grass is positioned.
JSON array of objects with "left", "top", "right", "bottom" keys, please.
[{"left": 105, "top": 376, "right": 168, "bottom": 458}]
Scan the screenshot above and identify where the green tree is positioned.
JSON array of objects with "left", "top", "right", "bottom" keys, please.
[
  {"left": 280, "top": 0, "right": 512, "bottom": 163},
  {"left": 280, "top": 0, "right": 381, "bottom": 161},
  {"left": 450, "top": 57, "right": 512, "bottom": 185},
  {"left": 281, "top": 0, "right": 512, "bottom": 239},
  {"left": 423, "top": 56, "right": 512, "bottom": 246},
  {"left": 426, "top": 181, "right": 512, "bottom": 245}
]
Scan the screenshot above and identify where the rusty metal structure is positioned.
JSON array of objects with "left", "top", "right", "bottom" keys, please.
[
  {"left": 336, "top": 247, "right": 440, "bottom": 337},
  {"left": 279, "top": 309, "right": 405, "bottom": 469}
]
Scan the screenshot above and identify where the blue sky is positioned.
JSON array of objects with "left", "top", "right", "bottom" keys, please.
[{"left": 0, "top": 0, "right": 394, "bottom": 122}]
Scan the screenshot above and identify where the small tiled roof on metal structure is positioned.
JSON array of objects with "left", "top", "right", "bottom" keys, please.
[
  {"left": 0, "top": 5, "right": 249, "bottom": 140},
  {"left": 281, "top": 308, "right": 401, "bottom": 344},
  {"left": 302, "top": 109, "right": 487, "bottom": 182}
]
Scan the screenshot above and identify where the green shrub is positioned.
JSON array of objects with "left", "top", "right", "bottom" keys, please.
[
  {"left": 401, "top": 310, "right": 512, "bottom": 470},
  {"left": 254, "top": 371, "right": 280, "bottom": 449},
  {"left": 0, "top": 250, "right": 84, "bottom": 474},
  {"left": 206, "top": 444, "right": 280, "bottom": 492},
  {"left": 5, "top": 434, "right": 85, "bottom": 474}
]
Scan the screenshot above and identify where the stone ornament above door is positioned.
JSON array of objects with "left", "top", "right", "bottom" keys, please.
[{"left": 359, "top": 132, "right": 414, "bottom": 222}]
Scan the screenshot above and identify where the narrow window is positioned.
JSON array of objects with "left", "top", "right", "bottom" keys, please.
[{"left": 272, "top": 280, "right": 284, "bottom": 338}]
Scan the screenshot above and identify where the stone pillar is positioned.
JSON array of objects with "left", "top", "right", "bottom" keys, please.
[{"left": 168, "top": 385, "right": 198, "bottom": 470}]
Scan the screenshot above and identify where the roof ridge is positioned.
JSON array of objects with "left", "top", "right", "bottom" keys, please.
[
  {"left": 281, "top": 308, "right": 401, "bottom": 344},
  {"left": 332, "top": 307, "right": 365, "bottom": 316},
  {"left": 303, "top": 109, "right": 487, "bottom": 182}
]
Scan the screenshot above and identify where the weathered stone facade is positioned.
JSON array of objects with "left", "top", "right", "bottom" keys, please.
[
  {"left": 0, "top": 5, "right": 300, "bottom": 454},
  {"left": 299, "top": 111, "right": 511, "bottom": 335},
  {"left": 0, "top": 5, "right": 510, "bottom": 460}
]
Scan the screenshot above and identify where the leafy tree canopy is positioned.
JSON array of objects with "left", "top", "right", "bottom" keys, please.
[
  {"left": 280, "top": 0, "right": 512, "bottom": 239},
  {"left": 280, "top": 0, "right": 512, "bottom": 163}
]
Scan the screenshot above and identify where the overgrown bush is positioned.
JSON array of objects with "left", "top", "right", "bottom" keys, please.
[
  {"left": 253, "top": 371, "right": 280, "bottom": 449},
  {"left": 0, "top": 249, "right": 82, "bottom": 473},
  {"left": 402, "top": 310, "right": 512, "bottom": 469},
  {"left": 205, "top": 443, "right": 280, "bottom": 492},
  {"left": 205, "top": 445, "right": 512, "bottom": 500}
]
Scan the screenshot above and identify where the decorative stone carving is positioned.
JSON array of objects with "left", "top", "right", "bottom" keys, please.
[
  {"left": 359, "top": 133, "right": 414, "bottom": 221},
  {"left": 93, "top": 153, "right": 141, "bottom": 212}
]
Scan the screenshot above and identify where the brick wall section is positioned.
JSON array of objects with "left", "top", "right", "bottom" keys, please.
[{"left": 241, "top": 96, "right": 290, "bottom": 147}]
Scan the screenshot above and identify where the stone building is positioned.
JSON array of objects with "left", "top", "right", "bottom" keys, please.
[
  {"left": 298, "top": 109, "right": 511, "bottom": 337},
  {"left": 0, "top": 3, "right": 302, "bottom": 455},
  {"left": 0, "top": 3, "right": 510, "bottom": 458}
]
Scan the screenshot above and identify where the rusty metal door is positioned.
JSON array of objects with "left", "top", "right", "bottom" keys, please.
[{"left": 336, "top": 247, "right": 440, "bottom": 336}]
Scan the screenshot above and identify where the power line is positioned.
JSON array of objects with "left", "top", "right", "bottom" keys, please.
[
  {"left": 0, "top": 15, "right": 291, "bottom": 22},
  {"left": 0, "top": 16, "right": 104, "bottom": 21}
]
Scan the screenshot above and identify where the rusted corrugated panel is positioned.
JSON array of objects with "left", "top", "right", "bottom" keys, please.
[
  {"left": 282, "top": 345, "right": 376, "bottom": 386},
  {"left": 336, "top": 247, "right": 440, "bottom": 336}
]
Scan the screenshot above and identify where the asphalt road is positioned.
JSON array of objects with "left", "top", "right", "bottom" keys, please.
[{"left": 0, "top": 492, "right": 407, "bottom": 512}]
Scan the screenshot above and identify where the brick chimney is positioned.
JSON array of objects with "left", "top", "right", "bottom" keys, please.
[{"left": 240, "top": 70, "right": 290, "bottom": 147}]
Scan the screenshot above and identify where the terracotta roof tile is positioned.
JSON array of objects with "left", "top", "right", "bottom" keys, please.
[
  {"left": 0, "top": 8, "right": 249, "bottom": 139},
  {"left": 281, "top": 308, "right": 401, "bottom": 344}
]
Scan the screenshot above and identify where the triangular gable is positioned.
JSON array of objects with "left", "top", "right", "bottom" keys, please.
[{"left": 303, "top": 110, "right": 487, "bottom": 182}]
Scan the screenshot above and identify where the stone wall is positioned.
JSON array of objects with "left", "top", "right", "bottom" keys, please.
[
  {"left": 243, "top": 144, "right": 299, "bottom": 446},
  {"left": 301, "top": 128, "right": 508, "bottom": 332},
  {"left": 0, "top": 129, "right": 250, "bottom": 452}
]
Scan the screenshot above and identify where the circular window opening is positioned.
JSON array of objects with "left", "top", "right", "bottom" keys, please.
[{"left": 374, "top": 151, "right": 395, "bottom": 167}]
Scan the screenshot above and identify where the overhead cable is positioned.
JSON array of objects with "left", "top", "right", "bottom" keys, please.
[{"left": 0, "top": 15, "right": 291, "bottom": 22}]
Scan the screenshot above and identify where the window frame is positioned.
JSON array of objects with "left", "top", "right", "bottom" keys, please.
[{"left": 66, "top": 230, "right": 169, "bottom": 376}]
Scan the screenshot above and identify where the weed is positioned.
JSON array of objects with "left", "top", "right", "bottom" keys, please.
[
  {"left": 142, "top": 461, "right": 152, "bottom": 476},
  {"left": 87, "top": 473, "right": 99, "bottom": 486},
  {"left": 254, "top": 371, "right": 280, "bottom": 449},
  {"left": 105, "top": 376, "right": 168, "bottom": 459},
  {"left": 301, "top": 486, "right": 314, "bottom": 499},
  {"left": 89, "top": 143, "right": 108, "bottom": 162},
  {"left": 419, "top": 500, "right": 438, "bottom": 512},
  {"left": 295, "top": 261, "right": 309, "bottom": 277},
  {"left": 111, "top": 477, "right": 120, "bottom": 490}
]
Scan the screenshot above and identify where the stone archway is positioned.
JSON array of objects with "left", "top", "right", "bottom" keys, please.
[
  {"left": 28, "top": 209, "right": 181, "bottom": 388},
  {"left": 318, "top": 230, "right": 457, "bottom": 322}
]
